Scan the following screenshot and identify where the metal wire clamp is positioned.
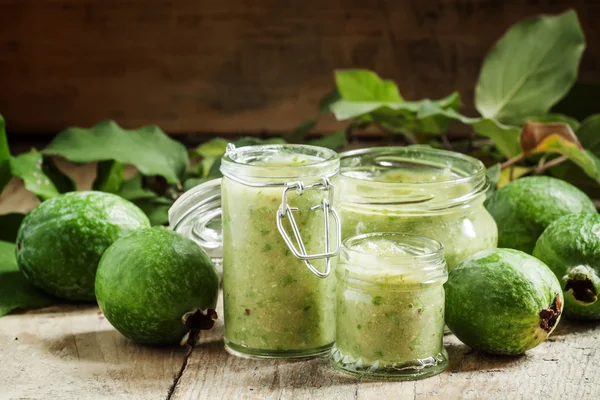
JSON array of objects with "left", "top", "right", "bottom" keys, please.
[
  {"left": 275, "top": 178, "right": 341, "bottom": 278},
  {"left": 224, "top": 143, "right": 341, "bottom": 279}
]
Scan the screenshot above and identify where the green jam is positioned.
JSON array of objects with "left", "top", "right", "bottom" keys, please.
[
  {"left": 340, "top": 147, "right": 498, "bottom": 269},
  {"left": 221, "top": 149, "right": 339, "bottom": 358},
  {"left": 331, "top": 234, "right": 448, "bottom": 380}
]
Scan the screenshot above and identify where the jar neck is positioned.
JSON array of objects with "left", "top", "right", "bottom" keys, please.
[
  {"left": 338, "top": 233, "right": 447, "bottom": 286},
  {"left": 339, "top": 146, "right": 488, "bottom": 211},
  {"left": 221, "top": 144, "right": 340, "bottom": 184}
]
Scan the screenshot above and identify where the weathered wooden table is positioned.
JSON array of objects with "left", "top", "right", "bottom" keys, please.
[
  {"left": 0, "top": 299, "right": 598, "bottom": 400},
  {"left": 0, "top": 162, "right": 598, "bottom": 400}
]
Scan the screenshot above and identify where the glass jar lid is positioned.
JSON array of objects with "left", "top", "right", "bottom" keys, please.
[{"left": 168, "top": 178, "right": 223, "bottom": 265}]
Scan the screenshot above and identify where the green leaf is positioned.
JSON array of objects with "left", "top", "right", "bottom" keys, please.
[
  {"left": 92, "top": 161, "right": 124, "bottom": 193},
  {"left": 318, "top": 89, "right": 341, "bottom": 113},
  {"left": 307, "top": 131, "right": 348, "bottom": 150},
  {"left": 117, "top": 174, "right": 158, "bottom": 201},
  {"left": 43, "top": 120, "right": 189, "bottom": 184},
  {"left": 134, "top": 199, "right": 172, "bottom": 226},
  {"left": 41, "top": 157, "right": 76, "bottom": 193},
  {"left": 115, "top": 174, "right": 174, "bottom": 225},
  {"left": 475, "top": 9, "right": 585, "bottom": 124},
  {"left": 185, "top": 161, "right": 204, "bottom": 179},
  {"left": 10, "top": 151, "right": 61, "bottom": 200},
  {"left": 189, "top": 138, "right": 230, "bottom": 159},
  {"left": 183, "top": 177, "right": 209, "bottom": 192},
  {"left": 575, "top": 114, "right": 600, "bottom": 155},
  {"left": 0, "top": 213, "right": 25, "bottom": 242},
  {"left": 549, "top": 115, "right": 600, "bottom": 192},
  {"left": 485, "top": 163, "right": 501, "bottom": 198},
  {"left": 335, "top": 69, "right": 402, "bottom": 102},
  {"left": 470, "top": 118, "right": 522, "bottom": 158},
  {"left": 527, "top": 114, "right": 581, "bottom": 131},
  {"left": 498, "top": 166, "right": 532, "bottom": 188},
  {"left": 330, "top": 93, "right": 459, "bottom": 123},
  {"left": 189, "top": 138, "right": 230, "bottom": 178},
  {"left": 552, "top": 82, "right": 600, "bottom": 121},
  {"left": 189, "top": 137, "right": 287, "bottom": 180},
  {"left": 206, "top": 157, "right": 223, "bottom": 179},
  {"left": 399, "top": 103, "right": 522, "bottom": 158},
  {"left": 0, "top": 115, "right": 11, "bottom": 193},
  {"left": 415, "top": 94, "right": 461, "bottom": 134},
  {"left": 0, "top": 241, "right": 56, "bottom": 317}
]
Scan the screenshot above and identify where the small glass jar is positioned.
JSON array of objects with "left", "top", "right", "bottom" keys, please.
[
  {"left": 220, "top": 144, "right": 341, "bottom": 359},
  {"left": 332, "top": 233, "right": 448, "bottom": 380},
  {"left": 340, "top": 146, "right": 497, "bottom": 269}
]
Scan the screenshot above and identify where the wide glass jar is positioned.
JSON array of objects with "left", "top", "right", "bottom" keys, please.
[
  {"left": 220, "top": 144, "right": 341, "bottom": 359},
  {"left": 340, "top": 146, "right": 497, "bottom": 269},
  {"left": 332, "top": 233, "right": 448, "bottom": 380}
]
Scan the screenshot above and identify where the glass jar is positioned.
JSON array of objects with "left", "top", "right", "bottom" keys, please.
[
  {"left": 332, "top": 233, "right": 448, "bottom": 380},
  {"left": 340, "top": 146, "right": 497, "bottom": 269},
  {"left": 220, "top": 144, "right": 341, "bottom": 358},
  {"left": 169, "top": 178, "right": 223, "bottom": 274}
]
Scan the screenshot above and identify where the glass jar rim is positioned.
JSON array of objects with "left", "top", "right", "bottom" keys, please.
[
  {"left": 339, "top": 146, "right": 488, "bottom": 208},
  {"left": 340, "top": 233, "right": 447, "bottom": 285},
  {"left": 340, "top": 146, "right": 486, "bottom": 185},
  {"left": 221, "top": 144, "right": 340, "bottom": 179},
  {"left": 342, "top": 232, "right": 445, "bottom": 263}
]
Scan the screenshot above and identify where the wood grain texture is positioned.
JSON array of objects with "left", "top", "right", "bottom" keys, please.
[
  {"left": 0, "top": 305, "right": 191, "bottom": 400},
  {"left": 0, "top": 0, "right": 598, "bottom": 135},
  {"left": 1, "top": 295, "right": 598, "bottom": 400},
  {"left": 172, "top": 304, "right": 600, "bottom": 400}
]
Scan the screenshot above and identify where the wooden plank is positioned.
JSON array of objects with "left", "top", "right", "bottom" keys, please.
[
  {"left": 174, "top": 308, "right": 600, "bottom": 399},
  {"left": 171, "top": 299, "right": 600, "bottom": 400},
  {"left": 1, "top": 297, "right": 598, "bottom": 399},
  {"left": 0, "top": 0, "right": 598, "bottom": 135},
  {"left": 0, "top": 305, "right": 190, "bottom": 400}
]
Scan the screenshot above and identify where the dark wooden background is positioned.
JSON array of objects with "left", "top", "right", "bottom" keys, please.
[{"left": 0, "top": 0, "right": 598, "bottom": 139}]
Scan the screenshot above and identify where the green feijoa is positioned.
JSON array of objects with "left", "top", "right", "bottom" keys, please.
[
  {"left": 95, "top": 228, "right": 219, "bottom": 345},
  {"left": 445, "top": 248, "right": 563, "bottom": 355},
  {"left": 534, "top": 213, "right": 600, "bottom": 320},
  {"left": 485, "top": 176, "right": 595, "bottom": 254},
  {"left": 16, "top": 191, "right": 150, "bottom": 301}
]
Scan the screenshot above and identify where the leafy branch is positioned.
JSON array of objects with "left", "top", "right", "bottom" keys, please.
[{"left": 294, "top": 9, "right": 600, "bottom": 195}]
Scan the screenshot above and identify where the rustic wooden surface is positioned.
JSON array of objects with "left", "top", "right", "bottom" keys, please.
[
  {"left": 0, "top": 0, "right": 599, "bottom": 135},
  {"left": 1, "top": 163, "right": 600, "bottom": 399},
  {"left": 0, "top": 296, "right": 599, "bottom": 399}
]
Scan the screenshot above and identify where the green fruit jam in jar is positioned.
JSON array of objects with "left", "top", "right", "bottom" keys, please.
[
  {"left": 340, "top": 147, "right": 498, "bottom": 270},
  {"left": 332, "top": 233, "right": 448, "bottom": 380},
  {"left": 220, "top": 144, "right": 341, "bottom": 359}
]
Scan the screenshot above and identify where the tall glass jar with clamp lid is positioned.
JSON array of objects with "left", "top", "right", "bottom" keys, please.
[{"left": 220, "top": 144, "right": 341, "bottom": 358}]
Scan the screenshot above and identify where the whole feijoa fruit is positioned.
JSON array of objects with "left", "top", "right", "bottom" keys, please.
[
  {"left": 534, "top": 213, "right": 600, "bottom": 320},
  {"left": 485, "top": 176, "right": 595, "bottom": 254},
  {"left": 16, "top": 191, "right": 150, "bottom": 301},
  {"left": 445, "top": 248, "right": 563, "bottom": 355},
  {"left": 95, "top": 228, "right": 219, "bottom": 345}
]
